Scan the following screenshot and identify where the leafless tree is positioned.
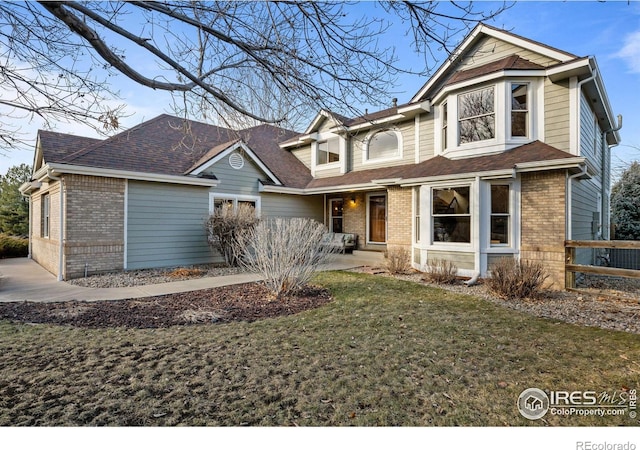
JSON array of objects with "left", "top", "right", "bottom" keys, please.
[{"left": 0, "top": 1, "right": 510, "bottom": 151}]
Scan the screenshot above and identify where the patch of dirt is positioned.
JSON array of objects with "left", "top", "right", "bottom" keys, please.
[{"left": 0, "top": 283, "right": 332, "bottom": 329}]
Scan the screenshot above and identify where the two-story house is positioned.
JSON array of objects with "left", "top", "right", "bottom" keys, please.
[{"left": 21, "top": 24, "right": 621, "bottom": 288}]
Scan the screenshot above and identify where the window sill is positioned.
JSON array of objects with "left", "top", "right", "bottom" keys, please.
[
  {"left": 362, "top": 155, "right": 403, "bottom": 165},
  {"left": 315, "top": 162, "right": 341, "bottom": 170}
]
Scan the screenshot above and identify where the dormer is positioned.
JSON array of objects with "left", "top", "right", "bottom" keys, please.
[{"left": 280, "top": 110, "right": 348, "bottom": 177}]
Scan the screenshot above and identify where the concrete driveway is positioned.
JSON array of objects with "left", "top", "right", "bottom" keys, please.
[{"left": 0, "top": 252, "right": 382, "bottom": 303}]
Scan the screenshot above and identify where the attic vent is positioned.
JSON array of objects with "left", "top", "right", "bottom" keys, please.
[{"left": 229, "top": 152, "right": 244, "bottom": 170}]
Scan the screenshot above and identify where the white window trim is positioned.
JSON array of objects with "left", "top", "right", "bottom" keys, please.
[
  {"left": 480, "top": 179, "right": 520, "bottom": 254},
  {"left": 209, "top": 193, "right": 261, "bottom": 217},
  {"left": 427, "top": 182, "right": 474, "bottom": 251},
  {"left": 488, "top": 182, "right": 512, "bottom": 248},
  {"left": 42, "top": 192, "right": 50, "bottom": 239},
  {"left": 362, "top": 128, "right": 404, "bottom": 165},
  {"left": 507, "top": 81, "right": 530, "bottom": 141},
  {"left": 311, "top": 132, "right": 345, "bottom": 175}
]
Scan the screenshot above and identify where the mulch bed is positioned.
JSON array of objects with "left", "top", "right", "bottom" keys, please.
[{"left": 0, "top": 283, "right": 332, "bottom": 329}]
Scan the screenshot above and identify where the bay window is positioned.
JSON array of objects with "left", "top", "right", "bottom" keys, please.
[
  {"left": 510, "top": 83, "right": 528, "bottom": 138},
  {"left": 432, "top": 187, "right": 471, "bottom": 243},
  {"left": 490, "top": 185, "right": 510, "bottom": 245},
  {"left": 458, "top": 87, "right": 495, "bottom": 144}
]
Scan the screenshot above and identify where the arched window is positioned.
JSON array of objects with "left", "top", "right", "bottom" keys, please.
[{"left": 366, "top": 129, "right": 401, "bottom": 161}]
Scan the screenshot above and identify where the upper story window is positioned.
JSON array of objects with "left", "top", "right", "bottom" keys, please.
[
  {"left": 458, "top": 86, "right": 495, "bottom": 145},
  {"left": 317, "top": 138, "right": 340, "bottom": 165},
  {"left": 365, "top": 129, "right": 402, "bottom": 162},
  {"left": 510, "top": 83, "right": 528, "bottom": 138},
  {"left": 442, "top": 102, "right": 448, "bottom": 150},
  {"left": 436, "top": 78, "right": 539, "bottom": 157}
]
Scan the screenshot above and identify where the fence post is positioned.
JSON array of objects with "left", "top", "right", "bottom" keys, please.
[{"left": 565, "top": 244, "right": 575, "bottom": 289}]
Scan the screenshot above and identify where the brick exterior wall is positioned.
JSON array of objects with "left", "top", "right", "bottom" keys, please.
[
  {"left": 342, "top": 193, "right": 366, "bottom": 249},
  {"left": 30, "top": 181, "right": 62, "bottom": 276},
  {"left": 64, "top": 175, "right": 125, "bottom": 279},
  {"left": 29, "top": 175, "right": 125, "bottom": 280},
  {"left": 520, "top": 170, "right": 567, "bottom": 289},
  {"left": 386, "top": 186, "right": 413, "bottom": 254}
]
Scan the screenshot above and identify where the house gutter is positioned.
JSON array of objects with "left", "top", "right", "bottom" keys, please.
[{"left": 47, "top": 168, "right": 65, "bottom": 281}]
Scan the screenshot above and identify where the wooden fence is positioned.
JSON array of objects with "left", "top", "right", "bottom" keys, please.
[{"left": 565, "top": 240, "right": 640, "bottom": 290}]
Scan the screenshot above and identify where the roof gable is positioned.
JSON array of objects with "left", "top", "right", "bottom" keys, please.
[{"left": 411, "top": 23, "right": 579, "bottom": 102}]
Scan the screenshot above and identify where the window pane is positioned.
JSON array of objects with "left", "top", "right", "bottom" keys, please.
[
  {"left": 511, "top": 84, "right": 527, "bottom": 110},
  {"left": 432, "top": 187, "right": 470, "bottom": 214},
  {"left": 432, "top": 187, "right": 471, "bottom": 243},
  {"left": 490, "top": 216, "right": 509, "bottom": 244},
  {"left": 511, "top": 84, "right": 528, "bottom": 137},
  {"left": 491, "top": 185, "right": 509, "bottom": 214},
  {"left": 318, "top": 139, "right": 340, "bottom": 165},
  {"left": 458, "top": 87, "right": 495, "bottom": 144},
  {"left": 511, "top": 112, "right": 527, "bottom": 137},
  {"left": 433, "top": 216, "right": 470, "bottom": 243},
  {"left": 368, "top": 130, "right": 399, "bottom": 160},
  {"left": 459, "top": 88, "right": 494, "bottom": 119},
  {"left": 327, "top": 138, "right": 340, "bottom": 162},
  {"left": 330, "top": 199, "right": 343, "bottom": 233},
  {"left": 442, "top": 103, "right": 448, "bottom": 150}
]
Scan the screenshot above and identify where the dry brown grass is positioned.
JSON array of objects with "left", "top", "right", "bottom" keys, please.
[{"left": 1, "top": 272, "right": 638, "bottom": 426}]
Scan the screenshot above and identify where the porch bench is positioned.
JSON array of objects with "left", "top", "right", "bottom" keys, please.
[{"left": 321, "top": 232, "right": 358, "bottom": 254}]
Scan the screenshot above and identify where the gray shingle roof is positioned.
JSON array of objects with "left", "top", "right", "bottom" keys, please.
[{"left": 38, "top": 114, "right": 311, "bottom": 188}]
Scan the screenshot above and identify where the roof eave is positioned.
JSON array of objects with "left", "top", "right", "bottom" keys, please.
[{"left": 47, "top": 163, "right": 220, "bottom": 187}]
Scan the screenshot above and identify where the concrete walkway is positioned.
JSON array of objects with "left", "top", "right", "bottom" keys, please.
[{"left": 0, "top": 252, "right": 383, "bottom": 303}]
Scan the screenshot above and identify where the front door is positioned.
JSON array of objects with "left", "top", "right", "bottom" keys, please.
[{"left": 368, "top": 194, "right": 387, "bottom": 243}]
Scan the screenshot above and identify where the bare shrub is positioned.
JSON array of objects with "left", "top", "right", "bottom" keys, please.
[
  {"left": 486, "top": 257, "right": 549, "bottom": 300},
  {"left": 205, "top": 203, "right": 258, "bottom": 266},
  {"left": 385, "top": 247, "right": 411, "bottom": 274},
  {"left": 423, "top": 258, "right": 458, "bottom": 284},
  {"left": 234, "top": 217, "right": 337, "bottom": 300}
]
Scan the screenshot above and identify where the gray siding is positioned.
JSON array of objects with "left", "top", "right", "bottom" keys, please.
[
  {"left": 127, "top": 181, "right": 217, "bottom": 270},
  {"left": 203, "top": 151, "right": 263, "bottom": 196},
  {"left": 261, "top": 193, "right": 324, "bottom": 221}
]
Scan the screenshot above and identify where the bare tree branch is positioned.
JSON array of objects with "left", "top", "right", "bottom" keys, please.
[{"left": 0, "top": 1, "right": 510, "bottom": 152}]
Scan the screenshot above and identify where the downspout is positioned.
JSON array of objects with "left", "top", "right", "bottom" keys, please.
[
  {"left": 47, "top": 169, "right": 65, "bottom": 281},
  {"left": 601, "top": 114, "right": 622, "bottom": 239}
]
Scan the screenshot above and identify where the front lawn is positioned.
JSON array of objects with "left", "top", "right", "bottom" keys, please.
[{"left": 0, "top": 271, "right": 638, "bottom": 426}]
